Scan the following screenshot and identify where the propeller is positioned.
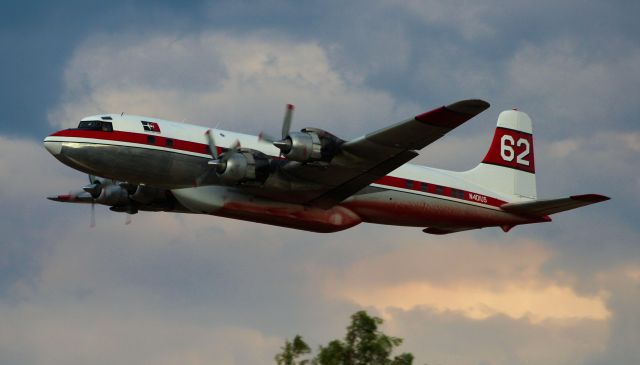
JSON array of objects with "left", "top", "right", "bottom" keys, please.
[
  {"left": 204, "top": 129, "right": 226, "bottom": 172},
  {"left": 282, "top": 103, "right": 294, "bottom": 139},
  {"left": 83, "top": 174, "right": 102, "bottom": 228},
  {"left": 197, "top": 130, "right": 241, "bottom": 185},
  {"left": 258, "top": 104, "right": 295, "bottom": 144},
  {"left": 205, "top": 129, "right": 219, "bottom": 160},
  {"left": 90, "top": 201, "right": 96, "bottom": 228}
]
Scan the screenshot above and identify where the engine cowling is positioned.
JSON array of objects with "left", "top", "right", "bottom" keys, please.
[
  {"left": 276, "top": 128, "right": 343, "bottom": 162},
  {"left": 130, "top": 185, "right": 165, "bottom": 204},
  {"left": 216, "top": 150, "right": 270, "bottom": 185},
  {"left": 95, "top": 184, "right": 130, "bottom": 206}
]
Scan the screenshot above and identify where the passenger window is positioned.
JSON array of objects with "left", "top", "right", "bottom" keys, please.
[
  {"left": 434, "top": 185, "right": 444, "bottom": 195},
  {"left": 166, "top": 138, "right": 174, "bottom": 148},
  {"left": 421, "top": 182, "right": 428, "bottom": 192},
  {"left": 406, "top": 180, "right": 413, "bottom": 189},
  {"left": 147, "top": 135, "right": 156, "bottom": 144}
]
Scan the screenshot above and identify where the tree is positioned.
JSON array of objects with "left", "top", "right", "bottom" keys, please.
[
  {"left": 274, "top": 311, "right": 414, "bottom": 365},
  {"left": 275, "top": 335, "right": 312, "bottom": 365}
]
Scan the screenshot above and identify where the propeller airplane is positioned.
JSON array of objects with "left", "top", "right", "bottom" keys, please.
[{"left": 44, "top": 100, "right": 609, "bottom": 234}]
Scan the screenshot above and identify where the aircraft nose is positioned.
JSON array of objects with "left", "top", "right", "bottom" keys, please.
[{"left": 43, "top": 138, "right": 62, "bottom": 156}]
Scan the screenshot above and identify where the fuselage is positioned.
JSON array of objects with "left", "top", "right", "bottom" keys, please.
[{"left": 43, "top": 114, "right": 544, "bottom": 233}]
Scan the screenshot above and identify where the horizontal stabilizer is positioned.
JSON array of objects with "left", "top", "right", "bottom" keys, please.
[{"left": 501, "top": 194, "right": 610, "bottom": 217}]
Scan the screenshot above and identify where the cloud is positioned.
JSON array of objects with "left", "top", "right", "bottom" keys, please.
[
  {"left": 4, "top": 4, "right": 640, "bottom": 363},
  {"left": 585, "top": 266, "right": 640, "bottom": 365},
  {"left": 317, "top": 237, "right": 609, "bottom": 323},
  {"left": 387, "top": 306, "right": 608, "bottom": 365},
  {"left": 506, "top": 38, "right": 640, "bottom": 133},
  {"left": 0, "top": 299, "right": 281, "bottom": 365},
  {"left": 48, "top": 32, "right": 417, "bottom": 138},
  {"left": 390, "top": 0, "right": 498, "bottom": 40}
]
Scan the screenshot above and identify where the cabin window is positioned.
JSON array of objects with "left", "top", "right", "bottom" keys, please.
[
  {"left": 77, "top": 120, "right": 113, "bottom": 132},
  {"left": 421, "top": 182, "right": 428, "bottom": 192},
  {"left": 101, "top": 122, "right": 113, "bottom": 132},
  {"left": 453, "top": 189, "right": 465, "bottom": 199},
  {"left": 405, "top": 180, "right": 413, "bottom": 189},
  {"left": 434, "top": 185, "right": 444, "bottom": 195},
  {"left": 147, "top": 135, "right": 156, "bottom": 144},
  {"left": 78, "top": 120, "right": 101, "bottom": 130},
  {"left": 166, "top": 138, "right": 174, "bottom": 148}
]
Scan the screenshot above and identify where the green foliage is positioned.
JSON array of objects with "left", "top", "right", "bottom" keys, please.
[
  {"left": 274, "top": 311, "right": 414, "bottom": 365},
  {"left": 275, "top": 335, "right": 311, "bottom": 365}
]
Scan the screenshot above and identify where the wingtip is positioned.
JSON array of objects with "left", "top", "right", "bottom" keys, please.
[
  {"left": 446, "top": 99, "right": 490, "bottom": 116},
  {"left": 570, "top": 194, "right": 611, "bottom": 203}
]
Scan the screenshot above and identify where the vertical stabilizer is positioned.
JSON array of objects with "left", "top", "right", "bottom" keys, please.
[{"left": 461, "top": 110, "right": 537, "bottom": 199}]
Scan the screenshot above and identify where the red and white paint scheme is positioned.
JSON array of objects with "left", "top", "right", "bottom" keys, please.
[{"left": 43, "top": 100, "right": 609, "bottom": 234}]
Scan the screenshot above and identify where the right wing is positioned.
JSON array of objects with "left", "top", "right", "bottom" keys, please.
[{"left": 276, "top": 99, "right": 490, "bottom": 208}]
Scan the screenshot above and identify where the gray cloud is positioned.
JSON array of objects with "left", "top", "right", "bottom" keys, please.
[
  {"left": 2, "top": 1, "right": 640, "bottom": 364},
  {"left": 389, "top": 306, "right": 608, "bottom": 365}
]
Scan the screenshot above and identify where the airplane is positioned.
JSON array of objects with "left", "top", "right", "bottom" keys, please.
[{"left": 43, "top": 99, "right": 609, "bottom": 234}]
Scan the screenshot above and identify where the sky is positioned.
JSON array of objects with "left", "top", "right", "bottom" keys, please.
[{"left": 1, "top": 1, "right": 639, "bottom": 364}]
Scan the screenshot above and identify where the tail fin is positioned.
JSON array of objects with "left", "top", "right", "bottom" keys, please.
[{"left": 461, "top": 109, "right": 537, "bottom": 199}]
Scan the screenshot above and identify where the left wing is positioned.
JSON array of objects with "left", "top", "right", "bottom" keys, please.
[{"left": 276, "top": 99, "right": 490, "bottom": 208}]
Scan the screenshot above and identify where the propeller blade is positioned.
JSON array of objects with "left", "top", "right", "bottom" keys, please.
[
  {"left": 258, "top": 131, "right": 277, "bottom": 143},
  {"left": 205, "top": 129, "right": 219, "bottom": 159},
  {"left": 207, "top": 159, "right": 225, "bottom": 167},
  {"left": 282, "top": 104, "right": 294, "bottom": 139},
  {"left": 273, "top": 139, "right": 292, "bottom": 153},
  {"left": 82, "top": 183, "right": 102, "bottom": 198},
  {"left": 90, "top": 200, "right": 96, "bottom": 228}
]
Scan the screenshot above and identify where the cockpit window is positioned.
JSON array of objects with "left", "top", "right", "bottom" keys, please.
[{"left": 77, "top": 120, "right": 113, "bottom": 132}]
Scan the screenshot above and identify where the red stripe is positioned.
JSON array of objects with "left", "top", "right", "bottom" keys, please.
[
  {"left": 52, "top": 129, "right": 210, "bottom": 155},
  {"left": 52, "top": 129, "right": 506, "bottom": 208},
  {"left": 414, "top": 106, "right": 471, "bottom": 129},
  {"left": 373, "top": 175, "right": 506, "bottom": 208}
]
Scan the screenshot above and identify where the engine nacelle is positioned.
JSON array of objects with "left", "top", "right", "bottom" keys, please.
[
  {"left": 130, "top": 185, "right": 165, "bottom": 204},
  {"left": 278, "top": 128, "right": 343, "bottom": 162},
  {"left": 217, "top": 150, "right": 270, "bottom": 185},
  {"left": 96, "top": 184, "right": 130, "bottom": 206}
]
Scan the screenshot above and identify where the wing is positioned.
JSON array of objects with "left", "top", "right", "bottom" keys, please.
[{"left": 274, "top": 99, "right": 490, "bottom": 208}]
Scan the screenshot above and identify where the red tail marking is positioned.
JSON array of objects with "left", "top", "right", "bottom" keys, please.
[{"left": 482, "top": 127, "right": 535, "bottom": 173}]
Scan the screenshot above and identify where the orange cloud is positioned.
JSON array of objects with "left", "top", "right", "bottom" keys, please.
[
  {"left": 343, "top": 281, "right": 609, "bottom": 322},
  {"left": 319, "top": 238, "right": 610, "bottom": 323}
]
